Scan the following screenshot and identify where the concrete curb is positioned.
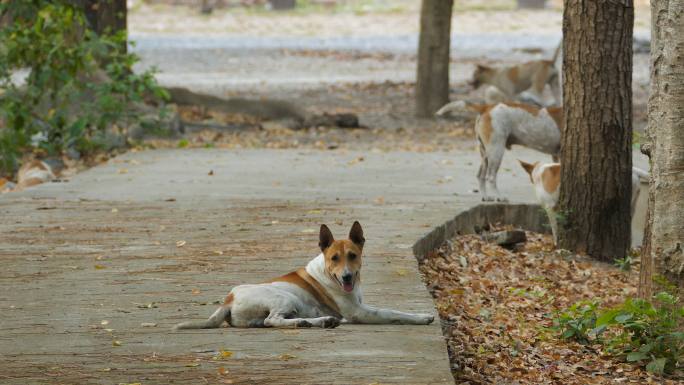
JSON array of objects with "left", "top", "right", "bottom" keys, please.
[{"left": 412, "top": 203, "right": 550, "bottom": 262}]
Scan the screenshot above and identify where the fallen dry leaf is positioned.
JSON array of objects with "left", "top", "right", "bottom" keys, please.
[
  {"left": 213, "top": 350, "right": 233, "bottom": 360},
  {"left": 176, "top": 240, "right": 186, "bottom": 247},
  {"left": 417, "top": 225, "right": 667, "bottom": 385}
]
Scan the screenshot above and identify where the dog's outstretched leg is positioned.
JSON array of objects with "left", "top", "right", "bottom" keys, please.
[
  {"left": 349, "top": 304, "right": 434, "bottom": 325},
  {"left": 264, "top": 314, "right": 340, "bottom": 329}
]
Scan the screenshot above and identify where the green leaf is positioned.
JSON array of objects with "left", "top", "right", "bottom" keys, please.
[
  {"left": 590, "top": 325, "right": 607, "bottom": 337},
  {"left": 626, "top": 351, "right": 647, "bottom": 362},
  {"left": 596, "top": 309, "right": 620, "bottom": 326},
  {"left": 615, "top": 313, "right": 632, "bottom": 323},
  {"left": 645, "top": 358, "right": 667, "bottom": 375},
  {"left": 638, "top": 343, "right": 653, "bottom": 354}
]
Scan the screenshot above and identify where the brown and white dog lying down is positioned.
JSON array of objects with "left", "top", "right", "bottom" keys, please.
[
  {"left": 17, "top": 160, "right": 56, "bottom": 189},
  {"left": 436, "top": 100, "right": 562, "bottom": 202},
  {"left": 3, "top": 160, "right": 56, "bottom": 192},
  {"left": 174, "top": 222, "right": 434, "bottom": 330},
  {"left": 518, "top": 160, "right": 650, "bottom": 244},
  {"left": 471, "top": 42, "right": 562, "bottom": 106}
]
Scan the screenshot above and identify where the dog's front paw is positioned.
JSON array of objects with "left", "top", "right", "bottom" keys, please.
[
  {"left": 416, "top": 314, "right": 435, "bottom": 325},
  {"left": 321, "top": 316, "right": 341, "bottom": 328},
  {"left": 482, "top": 196, "right": 495, "bottom": 202},
  {"left": 496, "top": 197, "right": 509, "bottom": 202}
]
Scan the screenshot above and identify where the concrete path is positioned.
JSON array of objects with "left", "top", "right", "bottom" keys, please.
[{"left": 0, "top": 147, "right": 647, "bottom": 384}]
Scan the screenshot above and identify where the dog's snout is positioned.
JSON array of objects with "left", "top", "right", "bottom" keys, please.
[{"left": 341, "top": 273, "right": 353, "bottom": 283}]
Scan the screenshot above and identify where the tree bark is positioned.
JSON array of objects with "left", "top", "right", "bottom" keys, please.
[
  {"left": 558, "top": 1, "right": 634, "bottom": 261},
  {"left": 638, "top": 0, "right": 684, "bottom": 299},
  {"left": 415, "top": 0, "right": 453, "bottom": 118},
  {"left": 75, "top": 0, "right": 127, "bottom": 52}
]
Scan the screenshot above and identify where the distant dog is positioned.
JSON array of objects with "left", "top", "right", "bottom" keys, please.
[
  {"left": 471, "top": 42, "right": 562, "bottom": 106},
  {"left": 436, "top": 100, "right": 562, "bottom": 202},
  {"left": 12, "top": 160, "right": 55, "bottom": 191},
  {"left": 174, "top": 222, "right": 434, "bottom": 330},
  {"left": 518, "top": 160, "right": 649, "bottom": 244},
  {"left": 0, "top": 159, "right": 57, "bottom": 194}
]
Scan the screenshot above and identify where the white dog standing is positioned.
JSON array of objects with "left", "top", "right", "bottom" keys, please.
[
  {"left": 437, "top": 100, "right": 562, "bottom": 202},
  {"left": 518, "top": 160, "right": 649, "bottom": 244}
]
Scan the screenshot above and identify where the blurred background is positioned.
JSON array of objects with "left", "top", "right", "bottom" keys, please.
[{"left": 126, "top": 0, "right": 652, "bottom": 138}]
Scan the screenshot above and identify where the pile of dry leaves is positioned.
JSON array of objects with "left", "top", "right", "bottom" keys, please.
[{"left": 419, "top": 227, "right": 678, "bottom": 384}]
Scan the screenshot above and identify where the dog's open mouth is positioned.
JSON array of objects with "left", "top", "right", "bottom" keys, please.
[{"left": 333, "top": 274, "right": 354, "bottom": 293}]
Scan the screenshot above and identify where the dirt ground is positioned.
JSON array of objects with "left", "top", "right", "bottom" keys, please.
[{"left": 419, "top": 228, "right": 682, "bottom": 384}]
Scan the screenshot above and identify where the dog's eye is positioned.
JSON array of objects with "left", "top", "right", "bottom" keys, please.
[
  {"left": 331, "top": 254, "right": 339, "bottom": 262},
  {"left": 348, "top": 253, "right": 357, "bottom": 260}
]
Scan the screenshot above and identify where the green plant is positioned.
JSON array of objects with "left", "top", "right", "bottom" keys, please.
[
  {"left": 614, "top": 255, "right": 634, "bottom": 271},
  {"left": 552, "top": 300, "right": 601, "bottom": 345},
  {"left": 554, "top": 293, "right": 684, "bottom": 375},
  {"left": 0, "top": 1, "right": 167, "bottom": 176},
  {"left": 598, "top": 292, "right": 684, "bottom": 375}
]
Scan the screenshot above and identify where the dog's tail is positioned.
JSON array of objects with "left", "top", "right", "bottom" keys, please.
[
  {"left": 632, "top": 167, "right": 650, "bottom": 183},
  {"left": 436, "top": 100, "right": 489, "bottom": 116},
  {"left": 551, "top": 39, "right": 563, "bottom": 64},
  {"left": 173, "top": 305, "right": 231, "bottom": 330}
]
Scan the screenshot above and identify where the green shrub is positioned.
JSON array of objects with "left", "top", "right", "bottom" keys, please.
[
  {"left": 614, "top": 255, "right": 634, "bottom": 272},
  {"left": 554, "top": 293, "right": 684, "bottom": 375},
  {"left": 0, "top": 1, "right": 167, "bottom": 176},
  {"left": 598, "top": 292, "right": 684, "bottom": 375},
  {"left": 553, "top": 300, "right": 601, "bottom": 345}
]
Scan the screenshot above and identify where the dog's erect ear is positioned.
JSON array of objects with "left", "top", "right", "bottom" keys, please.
[
  {"left": 518, "top": 160, "right": 537, "bottom": 177},
  {"left": 319, "top": 224, "right": 334, "bottom": 251},
  {"left": 349, "top": 221, "right": 365, "bottom": 247}
]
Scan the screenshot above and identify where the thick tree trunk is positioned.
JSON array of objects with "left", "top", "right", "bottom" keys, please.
[
  {"left": 83, "top": 0, "right": 127, "bottom": 36},
  {"left": 415, "top": 0, "right": 453, "bottom": 118},
  {"left": 558, "top": 1, "right": 634, "bottom": 261},
  {"left": 75, "top": 0, "right": 127, "bottom": 51},
  {"left": 638, "top": 0, "right": 684, "bottom": 300}
]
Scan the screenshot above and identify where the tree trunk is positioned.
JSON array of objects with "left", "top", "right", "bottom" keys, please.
[
  {"left": 558, "top": 1, "right": 634, "bottom": 261},
  {"left": 415, "top": 0, "right": 453, "bottom": 118},
  {"left": 638, "top": 0, "right": 684, "bottom": 300},
  {"left": 76, "top": 0, "right": 127, "bottom": 51}
]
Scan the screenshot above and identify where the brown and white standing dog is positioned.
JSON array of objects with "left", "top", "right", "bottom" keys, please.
[
  {"left": 174, "top": 222, "right": 434, "bottom": 330},
  {"left": 518, "top": 160, "right": 649, "bottom": 244},
  {"left": 437, "top": 100, "right": 562, "bottom": 202},
  {"left": 471, "top": 42, "right": 562, "bottom": 106}
]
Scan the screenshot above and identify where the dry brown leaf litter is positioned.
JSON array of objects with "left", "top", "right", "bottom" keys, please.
[{"left": 419, "top": 226, "right": 678, "bottom": 385}]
